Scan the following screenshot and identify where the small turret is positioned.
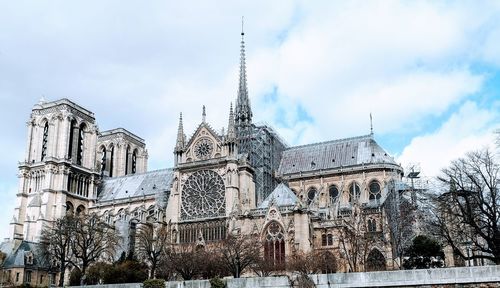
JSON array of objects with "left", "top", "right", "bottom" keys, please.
[{"left": 174, "top": 113, "right": 185, "bottom": 165}]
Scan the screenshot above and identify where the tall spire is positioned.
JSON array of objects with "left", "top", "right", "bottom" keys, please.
[
  {"left": 175, "top": 113, "right": 185, "bottom": 152},
  {"left": 202, "top": 105, "right": 206, "bottom": 123},
  {"left": 370, "top": 113, "right": 374, "bottom": 137},
  {"left": 228, "top": 102, "right": 236, "bottom": 140},
  {"left": 235, "top": 17, "right": 252, "bottom": 126}
]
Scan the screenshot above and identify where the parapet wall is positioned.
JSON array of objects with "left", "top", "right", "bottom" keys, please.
[
  {"left": 164, "top": 266, "right": 500, "bottom": 288},
  {"left": 70, "top": 265, "right": 500, "bottom": 288}
]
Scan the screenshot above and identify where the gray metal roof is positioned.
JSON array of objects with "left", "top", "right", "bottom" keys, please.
[
  {"left": 278, "top": 135, "right": 398, "bottom": 175},
  {"left": 258, "top": 183, "right": 298, "bottom": 208},
  {"left": 0, "top": 240, "right": 48, "bottom": 269},
  {"left": 98, "top": 169, "right": 173, "bottom": 202}
]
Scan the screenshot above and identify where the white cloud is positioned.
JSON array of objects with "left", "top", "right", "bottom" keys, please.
[
  {"left": 398, "top": 101, "right": 500, "bottom": 177},
  {"left": 1, "top": 1, "right": 500, "bottom": 240}
]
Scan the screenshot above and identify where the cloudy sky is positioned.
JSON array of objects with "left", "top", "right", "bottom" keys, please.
[{"left": 1, "top": 1, "right": 499, "bottom": 240}]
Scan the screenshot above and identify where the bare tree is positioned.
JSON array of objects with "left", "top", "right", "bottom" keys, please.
[
  {"left": 70, "top": 213, "right": 119, "bottom": 278},
  {"left": 165, "top": 243, "right": 204, "bottom": 280},
  {"left": 431, "top": 149, "right": 500, "bottom": 264},
  {"left": 135, "top": 223, "right": 170, "bottom": 279},
  {"left": 0, "top": 251, "right": 6, "bottom": 286},
  {"left": 384, "top": 181, "right": 418, "bottom": 269},
  {"left": 216, "top": 234, "right": 261, "bottom": 278},
  {"left": 337, "top": 204, "right": 379, "bottom": 272},
  {"left": 251, "top": 255, "right": 279, "bottom": 277},
  {"left": 40, "top": 215, "right": 76, "bottom": 287}
]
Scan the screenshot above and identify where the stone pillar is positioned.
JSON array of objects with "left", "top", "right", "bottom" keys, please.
[{"left": 25, "top": 121, "right": 34, "bottom": 162}]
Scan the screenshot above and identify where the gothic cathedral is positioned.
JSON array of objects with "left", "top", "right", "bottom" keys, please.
[{"left": 1, "top": 30, "right": 404, "bottom": 286}]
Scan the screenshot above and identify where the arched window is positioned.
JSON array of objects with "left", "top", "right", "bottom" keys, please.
[
  {"left": 109, "top": 144, "right": 115, "bottom": 177},
  {"left": 263, "top": 221, "right": 285, "bottom": 266},
  {"left": 66, "top": 201, "right": 74, "bottom": 216},
  {"left": 329, "top": 185, "right": 339, "bottom": 204},
  {"left": 76, "top": 205, "right": 85, "bottom": 216},
  {"left": 76, "top": 123, "right": 85, "bottom": 165},
  {"left": 367, "top": 219, "right": 377, "bottom": 232},
  {"left": 365, "top": 249, "right": 386, "bottom": 271},
  {"left": 307, "top": 188, "right": 317, "bottom": 206},
  {"left": 369, "top": 181, "right": 382, "bottom": 201},
  {"left": 41, "top": 122, "right": 49, "bottom": 161},
  {"left": 132, "top": 149, "right": 138, "bottom": 174},
  {"left": 349, "top": 182, "right": 361, "bottom": 202},
  {"left": 321, "top": 233, "right": 334, "bottom": 246},
  {"left": 67, "top": 120, "right": 78, "bottom": 159},
  {"left": 100, "top": 146, "right": 106, "bottom": 174},
  {"left": 125, "top": 145, "right": 130, "bottom": 175}
]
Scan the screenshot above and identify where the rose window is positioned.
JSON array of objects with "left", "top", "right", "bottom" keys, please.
[{"left": 181, "top": 170, "right": 225, "bottom": 220}]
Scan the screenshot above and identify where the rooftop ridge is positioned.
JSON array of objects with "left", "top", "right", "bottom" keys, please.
[
  {"left": 100, "top": 127, "right": 145, "bottom": 143},
  {"left": 102, "top": 168, "right": 173, "bottom": 181},
  {"left": 33, "top": 98, "right": 94, "bottom": 117},
  {"left": 286, "top": 134, "right": 373, "bottom": 151}
]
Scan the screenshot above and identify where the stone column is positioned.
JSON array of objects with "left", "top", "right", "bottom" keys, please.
[{"left": 25, "top": 120, "right": 34, "bottom": 162}]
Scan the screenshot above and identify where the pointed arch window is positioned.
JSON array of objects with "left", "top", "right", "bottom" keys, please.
[
  {"left": 76, "top": 123, "right": 85, "bottom": 165},
  {"left": 109, "top": 144, "right": 115, "bottom": 177},
  {"left": 307, "top": 187, "right": 317, "bottom": 206},
  {"left": 329, "top": 185, "right": 339, "bottom": 204},
  {"left": 367, "top": 219, "right": 377, "bottom": 232},
  {"left": 369, "top": 181, "right": 381, "bottom": 201},
  {"left": 67, "top": 120, "right": 77, "bottom": 159},
  {"left": 125, "top": 146, "right": 130, "bottom": 175},
  {"left": 349, "top": 182, "right": 361, "bottom": 203},
  {"left": 132, "top": 149, "right": 137, "bottom": 174},
  {"left": 264, "top": 221, "right": 285, "bottom": 266},
  {"left": 41, "top": 122, "right": 49, "bottom": 161},
  {"left": 100, "top": 146, "right": 106, "bottom": 174}
]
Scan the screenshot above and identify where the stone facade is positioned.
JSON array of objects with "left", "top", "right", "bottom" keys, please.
[{"left": 3, "top": 32, "right": 408, "bottom": 286}]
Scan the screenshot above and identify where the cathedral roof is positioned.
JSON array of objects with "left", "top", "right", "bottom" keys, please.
[
  {"left": 278, "top": 135, "right": 399, "bottom": 176},
  {"left": 258, "top": 183, "right": 298, "bottom": 208},
  {"left": 97, "top": 168, "right": 173, "bottom": 202}
]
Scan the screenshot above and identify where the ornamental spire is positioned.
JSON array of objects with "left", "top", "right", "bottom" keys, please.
[
  {"left": 175, "top": 113, "right": 184, "bottom": 152},
  {"left": 228, "top": 102, "right": 236, "bottom": 140},
  {"left": 235, "top": 17, "right": 252, "bottom": 126}
]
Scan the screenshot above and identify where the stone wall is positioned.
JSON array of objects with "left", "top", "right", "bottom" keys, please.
[
  {"left": 163, "top": 266, "right": 500, "bottom": 288},
  {"left": 70, "top": 266, "right": 500, "bottom": 288}
]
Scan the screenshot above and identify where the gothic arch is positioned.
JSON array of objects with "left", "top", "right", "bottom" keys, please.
[
  {"left": 306, "top": 186, "right": 318, "bottom": 206},
  {"left": 262, "top": 221, "right": 286, "bottom": 267},
  {"left": 66, "top": 201, "right": 74, "bottom": 216},
  {"left": 368, "top": 179, "right": 382, "bottom": 201},
  {"left": 76, "top": 205, "right": 85, "bottom": 216},
  {"left": 131, "top": 148, "right": 138, "bottom": 174},
  {"left": 348, "top": 181, "right": 361, "bottom": 203},
  {"left": 365, "top": 248, "right": 386, "bottom": 272}
]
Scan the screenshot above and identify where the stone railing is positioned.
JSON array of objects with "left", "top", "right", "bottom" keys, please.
[{"left": 69, "top": 265, "right": 500, "bottom": 288}]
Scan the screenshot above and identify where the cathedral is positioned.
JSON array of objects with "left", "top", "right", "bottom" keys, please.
[{"left": 1, "top": 31, "right": 405, "bottom": 286}]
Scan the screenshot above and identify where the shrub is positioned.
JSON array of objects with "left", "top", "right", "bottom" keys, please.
[
  {"left": 143, "top": 279, "right": 165, "bottom": 288},
  {"left": 209, "top": 277, "right": 226, "bottom": 288},
  {"left": 69, "top": 268, "right": 82, "bottom": 286}
]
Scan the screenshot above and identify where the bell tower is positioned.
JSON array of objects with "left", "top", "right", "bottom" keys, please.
[{"left": 10, "top": 98, "right": 100, "bottom": 241}]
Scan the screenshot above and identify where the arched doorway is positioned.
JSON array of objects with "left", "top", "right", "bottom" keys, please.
[{"left": 365, "top": 249, "right": 386, "bottom": 271}]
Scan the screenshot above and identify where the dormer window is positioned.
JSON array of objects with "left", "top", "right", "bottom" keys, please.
[{"left": 25, "top": 252, "right": 34, "bottom": 265}]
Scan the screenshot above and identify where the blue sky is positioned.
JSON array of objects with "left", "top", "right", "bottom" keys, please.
[{"left": 0, "top": 1, "right": 499, "bottom": 240}]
